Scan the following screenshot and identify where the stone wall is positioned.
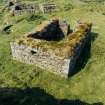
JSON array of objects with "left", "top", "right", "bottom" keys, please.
[
  {"left": 68, "top": 31, "right": 91, "bottom": 75},
  {"left": 10, "top": 31, "right": 91, "bottom": 77},
  {"left": 10, "top": 42, "right": 70, "bottom": 77},
  {"left": 40, "top": 3, "right": 57, "bottom": 13},
  {"left": 10, "top": 3, "right": 57, "bottom": 15}
]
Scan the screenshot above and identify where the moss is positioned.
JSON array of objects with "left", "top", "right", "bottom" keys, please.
[{"left": 16, "top": 39, "right": 25, "bottom": 45}]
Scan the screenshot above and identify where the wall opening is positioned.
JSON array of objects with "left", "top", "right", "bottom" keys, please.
[{"left": 31, "top": 50, "right": 37, "bottom": 55}]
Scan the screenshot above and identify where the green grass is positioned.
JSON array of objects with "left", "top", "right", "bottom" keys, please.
[{"left": 0, "top": 0, "right": 105, "bottom": 105}]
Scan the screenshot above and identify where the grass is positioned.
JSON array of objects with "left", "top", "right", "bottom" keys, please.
[{"left": 0, "top": 0, "right": 105, "bottom": 104}]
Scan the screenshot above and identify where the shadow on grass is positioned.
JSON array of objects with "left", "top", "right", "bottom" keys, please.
[
  {"left": 0, "top": 87, "right": 103, "bottom": 105},
  {"left": 69, "top": 32, "right": 98, "bottom": 76}
]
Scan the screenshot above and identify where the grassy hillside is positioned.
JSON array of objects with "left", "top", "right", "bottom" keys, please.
[{"left": 0, "top": 0, "right": 105, "bottom": 105}]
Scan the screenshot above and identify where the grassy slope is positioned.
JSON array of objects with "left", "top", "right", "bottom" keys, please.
[{"left": 0, "top": 0, "right": 105, "bottom": 104}]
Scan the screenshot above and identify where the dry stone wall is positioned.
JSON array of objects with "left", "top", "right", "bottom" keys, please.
[
  {"left": 10, "top": 31, "right": 91, "bottom": 77},
  {"left": 10, "top": 19, "right": 92, "bottom": 77},
  {"left": 10, "top": 3, "right": 57, "bottom": 15},
  {"left": 10, "top": 42, "right": 70, "bottom": 77},
  {"left": 68, "top": 31, "right": 91, "bottom": 75},
  {"left": 40, "top": 3, "right": 57, "bottom": 13}
]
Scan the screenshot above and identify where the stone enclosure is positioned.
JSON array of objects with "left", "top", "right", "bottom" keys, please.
[
  {"left": 10, "top": 19, "right": 92, "bottom": 77},
  {"left": 8, "top": 1, "right": 57, "bottom": 15}
]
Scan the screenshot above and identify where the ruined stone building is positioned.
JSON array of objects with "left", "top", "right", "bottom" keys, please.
[
  {"left": 10, "top": 18, "right": 92, "bottom": 77},
  {"left": 7, "top": 1, "right": 57, "bottom": 15}
]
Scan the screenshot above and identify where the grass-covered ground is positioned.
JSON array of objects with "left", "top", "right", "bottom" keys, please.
[{"left": 0, "top": 0, "right": 105, "bottom": 105}]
